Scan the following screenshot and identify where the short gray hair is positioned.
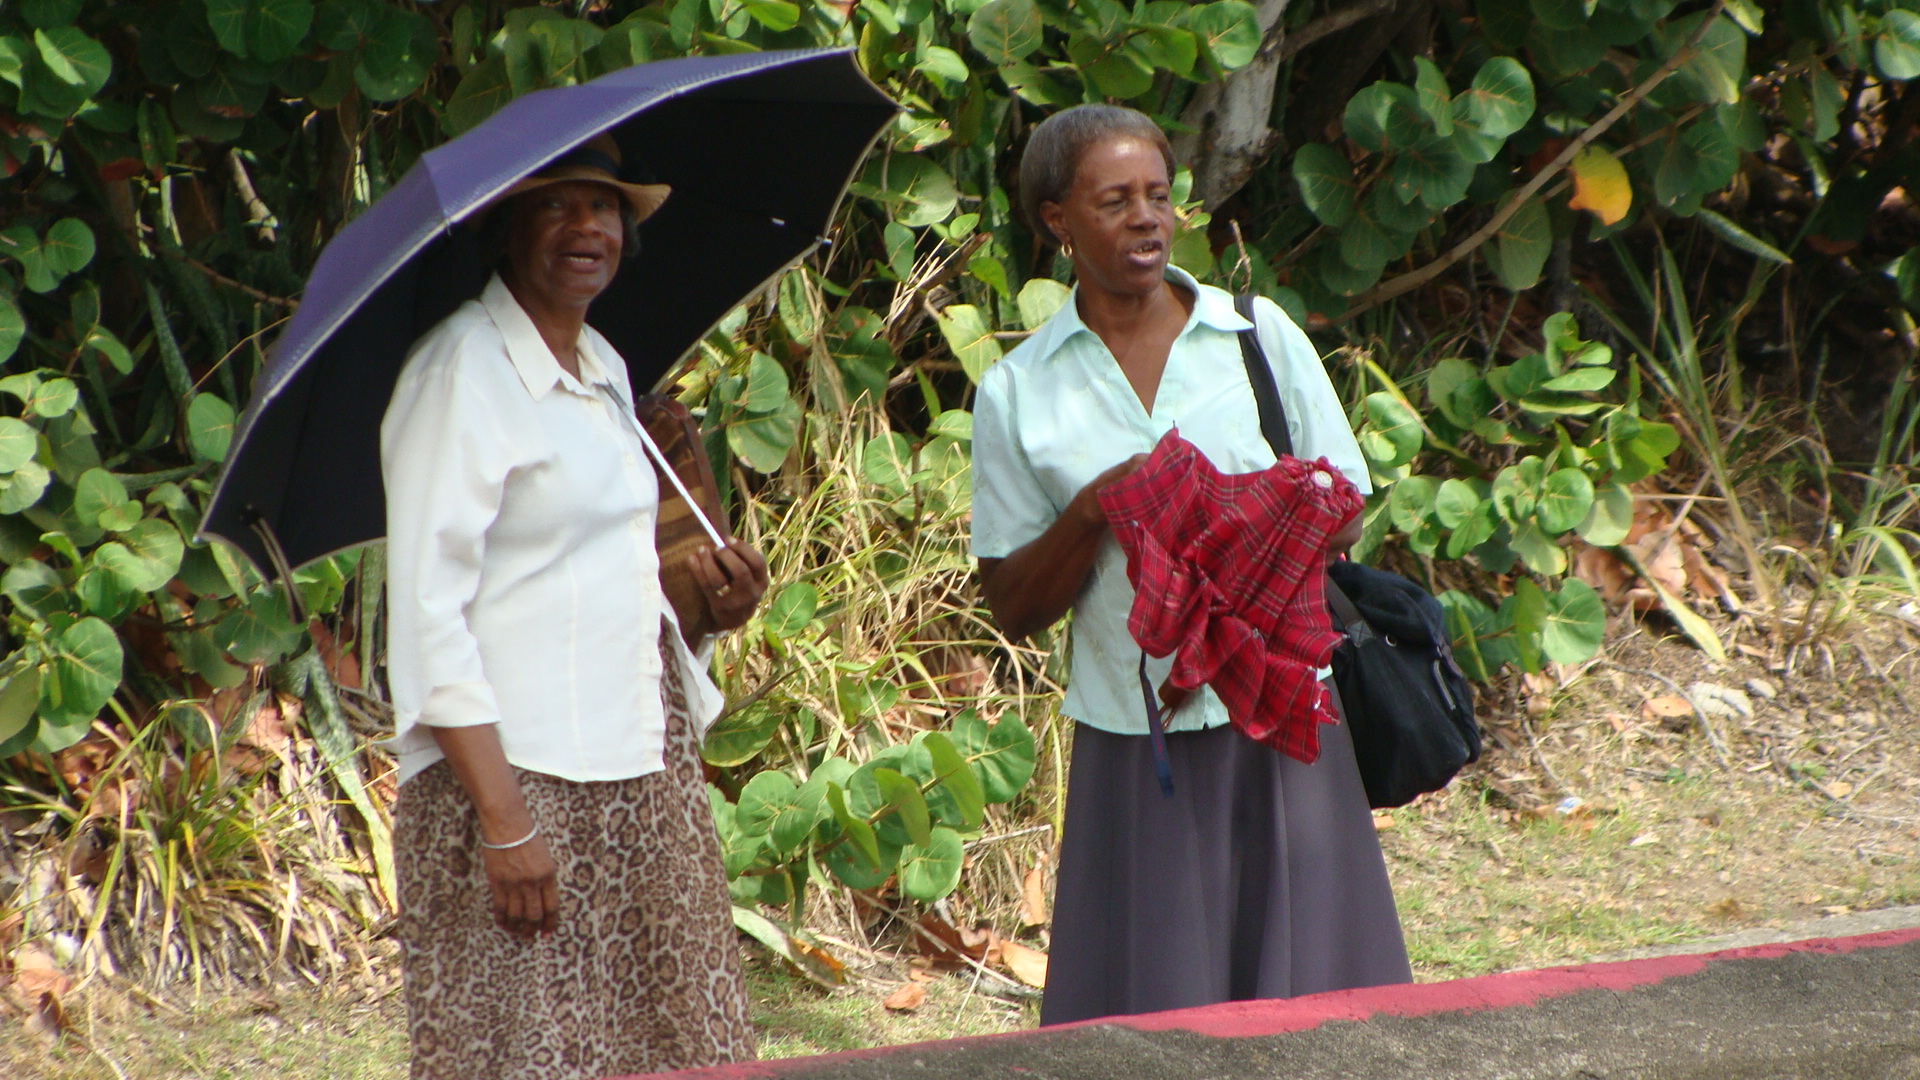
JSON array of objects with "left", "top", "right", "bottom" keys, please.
[{"left": 1017, "top": 104, "right": 1175, "bottom": 244}]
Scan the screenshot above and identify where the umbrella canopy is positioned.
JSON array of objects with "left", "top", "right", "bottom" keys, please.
[{"left": 200, "top": 47, "right": 896, "bottom": 575}]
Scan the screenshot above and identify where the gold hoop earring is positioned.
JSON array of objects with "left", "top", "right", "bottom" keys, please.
[{"left": 1060, "top": 239, "right": 1075, "bottom": 259}]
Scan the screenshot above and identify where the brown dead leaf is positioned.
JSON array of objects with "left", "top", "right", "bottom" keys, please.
[
  {"left": 914, "top": 916, "right": 993, "bottom": 969},
  {"left": 1019, "top": 864, "right": 1048, "bottom": 928},
  {"left": 999, "top": 939, "right": 1048, "bottom": 988},
  {"left": 1643, "top": 695, "right": 1693, "bottom": 724},
  {"left": 882, "top": 982, "right": 927, "bottom": 1012},
  {"left": 8, "top": 945, "right": 71, "bottom": 1039},
  {"left": 1372, "top": 812, "right": 1396, "bottom": 832}
]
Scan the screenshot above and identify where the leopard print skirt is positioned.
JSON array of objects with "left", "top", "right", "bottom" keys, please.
[{"left": 395, "top": 636, "right": 754, "bottom": 1080}]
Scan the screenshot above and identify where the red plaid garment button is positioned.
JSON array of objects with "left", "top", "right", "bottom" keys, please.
[{"left": 1312, "top": 469, "right": 1333, "bottom": 489}]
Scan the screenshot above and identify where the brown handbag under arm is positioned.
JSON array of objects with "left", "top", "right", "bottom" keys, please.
[{"left": 635, "top": 393, "right": 731, "bottom": 642}]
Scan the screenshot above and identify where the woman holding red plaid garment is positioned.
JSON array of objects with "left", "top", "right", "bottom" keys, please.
[{"left": 970, "top": 104, "right": 1412, "bottom": 1026}]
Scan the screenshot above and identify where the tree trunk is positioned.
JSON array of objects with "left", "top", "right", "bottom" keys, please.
[{"left": 1171, "top": 0, "right": 1293, "bottom": 210}]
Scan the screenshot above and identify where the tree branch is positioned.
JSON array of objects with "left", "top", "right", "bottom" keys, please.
[
  {"left": 1337, "top": 0, "right": 1729, "bottom": 322},
  {"left": 1259, "top": 0, "right": 1401, "bottom": 67}
]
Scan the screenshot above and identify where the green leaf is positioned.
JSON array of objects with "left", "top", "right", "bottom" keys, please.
[
  {"left": 1664, "top": 13, "right": 1747, "bottom": 106},
  {"left": 861, "top": 432, "right": 913, "bottom": 496},
  {"left": 43, "top": 218, "right": 95, "bottom": 277},
  {"left": 1190, "top": 1, "right": 1261, "bottom": 71},
  {"left": 918, "top": 44, "right": 969, "bottom": 83},
  {"left": 763, "top": 581, "right": 818, "bottom": 639},
  {"left": 921, "top": 731, "right": 985, "bottom": 828},
  {"left": 214, "top": 587, "right": 305, "bottom": 665},
  {"left": 33, "top": 27, "right": 111, "bottom": 99},
  {"left": 1388, "top": 475, "right": 1438, "bottom": 532},
  {"left": 1694, "top": 209, "right": 1791, "bottom": 265},
  {"left": 865, "top": 154, "right": 958, "bottom": 228},
  {"left": 170, "top": 627, "right": 246, "bottom": 689},
  {"left": 1540, "top": 367, "right": 1616, "bottom": 393},
  {"left": 1392, "top": 135, "right": 1473, "bottom": 211},
  {"left": 353, "top": 7, "right": 435, "bottom": 101},
  {"left": 1344, "top": 81, "right": 1425, "bottom": 154},
  {"left": 951, "top": 709, "right": 1035, "bottom": 803},
  {"left": 1529, "top": 0, "right": 1589, "bottom": 32},
  {"left": 206, "top": 0, "right": 314, "bottom": 63},
  {"left": 120, "top": 519, "right": 184, "bottom": 591},
  {"left": 1005, "top": 280, "right": 1067, "bottom": 335},
  {"left": 0, "top": 417, "right": 40, "bottom": 474},
  {"left": 22, "top": 0, "right": 81, "bottom": 29},
  {"left": 701, "top": 703, "right": 783, "bottom": 766},
  {"left": 735, "top": 769, "right": 798, "bottom": 836},
  {"left": 1504, "top": 575, "right": 1548, "bottom": 672},
  {"left": 1432, "top": 478, "right": 1483, "bottom": 529},
  {"left": 41, "top": 616, "right": 123, "bottom": 733},
  {"left": 927, "top": 409, "right": 974, "bottom": 441},
  {"left": 0, "top": 668, "right": 42, "bottom": 749},
  {"left": 73, "top": 468, "right": 130, "bottom": 529},
  {"left": 726, "top": 397, "right": 802, "bottom": 474},
  {"left": 1292, "top": 143, "right": 1356, "bottom": 228},
  {"left": 0, "top": 292, "right": 23, "bottom": 364},
  {"left": 1492, "top": 457, "right": 1544, "bottom": 522},
  {"left": 1576, "top": 481, "right": 1634, "bottom": 546},
  {"left": 1461, "top": 57, "right": 1535, "bottom": 140},
  {"left": 898, "top": 826, "right": 965, "bottom": 901},
  {"left": 1541, "top": 578, "right": 1605, "bottom": 664},
  {"left": 444, "top": 54, "right": 512, "bottom": 137},
  {"left": 1360, "top": 392, "right": 1423, "bottom": 469},
  {"left": 1509, "top": 521, "right": 1568, "bottom": 575},
  {"left": 742, "top": 352, "right": 791, "bottom": 414},
  {"left": 873, "top": 767, "right": 932, "bottom": 847},
  {"left": 1134, "top": 24, "right": 1198, "bottom": 77},
  {"left": 0, "top": 462, "right": 50, "bottom": 515},
  {"left": 936, "top": 304, "right": 1004, "bottom": 383},
  {"left": 1876, "top": 10, "right": 1920, "bottom": 81},
  {"left": 1413, "top": 56, "right": 1454, "bottom": 135},
  {"left": 1536, "top": 467, "right": 1595, "bottom": 533},
  {"left": 742, "top": 0, "right": 801, "bottom": 31},
  {"left": 1075, "top": 41, "right": 1154, "bottom": 99},
  {"left": 1488, "top": 197, "right": 1552, "bottom": 291},
  {"left": 26, "top": 376, "right": 79, "bottom": 420},
  {"left": 186, "top": 393, "right": 237, "bottom": 463},
  {"left": 967, "top": 0, "right": 1043, "bottom": 65}
]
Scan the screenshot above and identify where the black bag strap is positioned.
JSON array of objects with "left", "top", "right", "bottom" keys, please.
[{"left": 1234, "top": 293, "right": 1293, "bottom": 459}]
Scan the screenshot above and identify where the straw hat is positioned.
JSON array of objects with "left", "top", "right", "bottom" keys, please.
[{"left": 486, "top": 134, "right": 671, "bottom": 223}]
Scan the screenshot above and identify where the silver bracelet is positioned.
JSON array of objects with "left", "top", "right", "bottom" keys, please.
[{"left": 480, "top": 825, "right": 540, "bottom": 851}]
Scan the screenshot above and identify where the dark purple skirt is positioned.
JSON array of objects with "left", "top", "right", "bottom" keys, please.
[{"left": 1040, "top": 686, "right": 1412, "bottom": 1025}]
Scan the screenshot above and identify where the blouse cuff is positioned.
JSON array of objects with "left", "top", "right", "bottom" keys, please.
[{"left": 419, "top": 681, "right": 503, "bottom": 728}]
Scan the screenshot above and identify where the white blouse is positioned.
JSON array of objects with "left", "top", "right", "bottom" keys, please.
[
  {"left": 381, "top": 275, "right": 722, "bottom": 786},
  {"left": 969, "top": 267, "right": 1370, "bottom": 736}
]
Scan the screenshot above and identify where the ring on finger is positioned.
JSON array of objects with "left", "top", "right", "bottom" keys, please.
[{"left": 715, "top": 584, "right": 731, "bottom": 597}]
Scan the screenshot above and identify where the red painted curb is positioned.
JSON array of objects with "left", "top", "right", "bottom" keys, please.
[{"left": 609, "top": 926, "right": 1920, "bottom": 1080}]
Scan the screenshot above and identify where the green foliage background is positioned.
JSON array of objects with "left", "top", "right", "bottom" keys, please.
[{"left": 4, "top": 0, "right": 1920, "bottom": 975}]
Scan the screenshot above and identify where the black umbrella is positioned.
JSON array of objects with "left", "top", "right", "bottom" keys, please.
[{"left": 200, "top": 47, "right": 896, "bottom": 576}]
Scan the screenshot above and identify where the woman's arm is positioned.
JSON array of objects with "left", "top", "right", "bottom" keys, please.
[
  {"left": 977, "top": 454, "right": 1146, "bottom": 643},
  {"left": 428, "top": 725, "right": 558, "bottom": 940}
]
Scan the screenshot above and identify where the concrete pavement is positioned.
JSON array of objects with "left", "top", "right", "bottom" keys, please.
[{"left": 623, "top": 921, "right": 1920, "bottom": 1080}]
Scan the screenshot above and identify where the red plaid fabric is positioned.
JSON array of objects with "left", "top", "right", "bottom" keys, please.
[{"left": 1098, "top": 429, "right": 1364, "bottom": 764}]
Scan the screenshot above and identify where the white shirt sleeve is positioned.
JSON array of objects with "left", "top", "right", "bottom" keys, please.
[
  {"left": 381, "top": 331, "right": 521, "bottom": 730},
  {"left": 1255, "top": 297, "right": 1373, "bottom": 496},
  {"left": 968, "top": 363, "right": 1060, "bottom": 560}
]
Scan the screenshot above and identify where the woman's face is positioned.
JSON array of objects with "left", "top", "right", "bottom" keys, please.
[
  {"left": 1042, "top": 136, "right": 1175, "bottom": 299},
  {"left": 502, "top": 180, "right": 625, "bottom": 313}
]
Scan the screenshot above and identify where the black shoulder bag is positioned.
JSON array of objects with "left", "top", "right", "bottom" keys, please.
[{"left": 1232, "top": 294, "right": 1481, "bottom": 808}]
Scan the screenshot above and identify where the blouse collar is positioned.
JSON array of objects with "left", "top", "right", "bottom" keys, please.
[
  {"left": 1022, "top": 263, "right": 1254, "bottom": 364},
  {"left": 480, "top": 274, "right": 619, "bottom": 400}
]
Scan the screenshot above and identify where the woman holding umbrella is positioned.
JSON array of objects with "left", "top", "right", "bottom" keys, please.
[
  {"left": 381, "top": 136, "right": 766, "bottom": 1079},
  {"left": 970, "top": 105, "right": 1412, "bottom": 1025}
]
